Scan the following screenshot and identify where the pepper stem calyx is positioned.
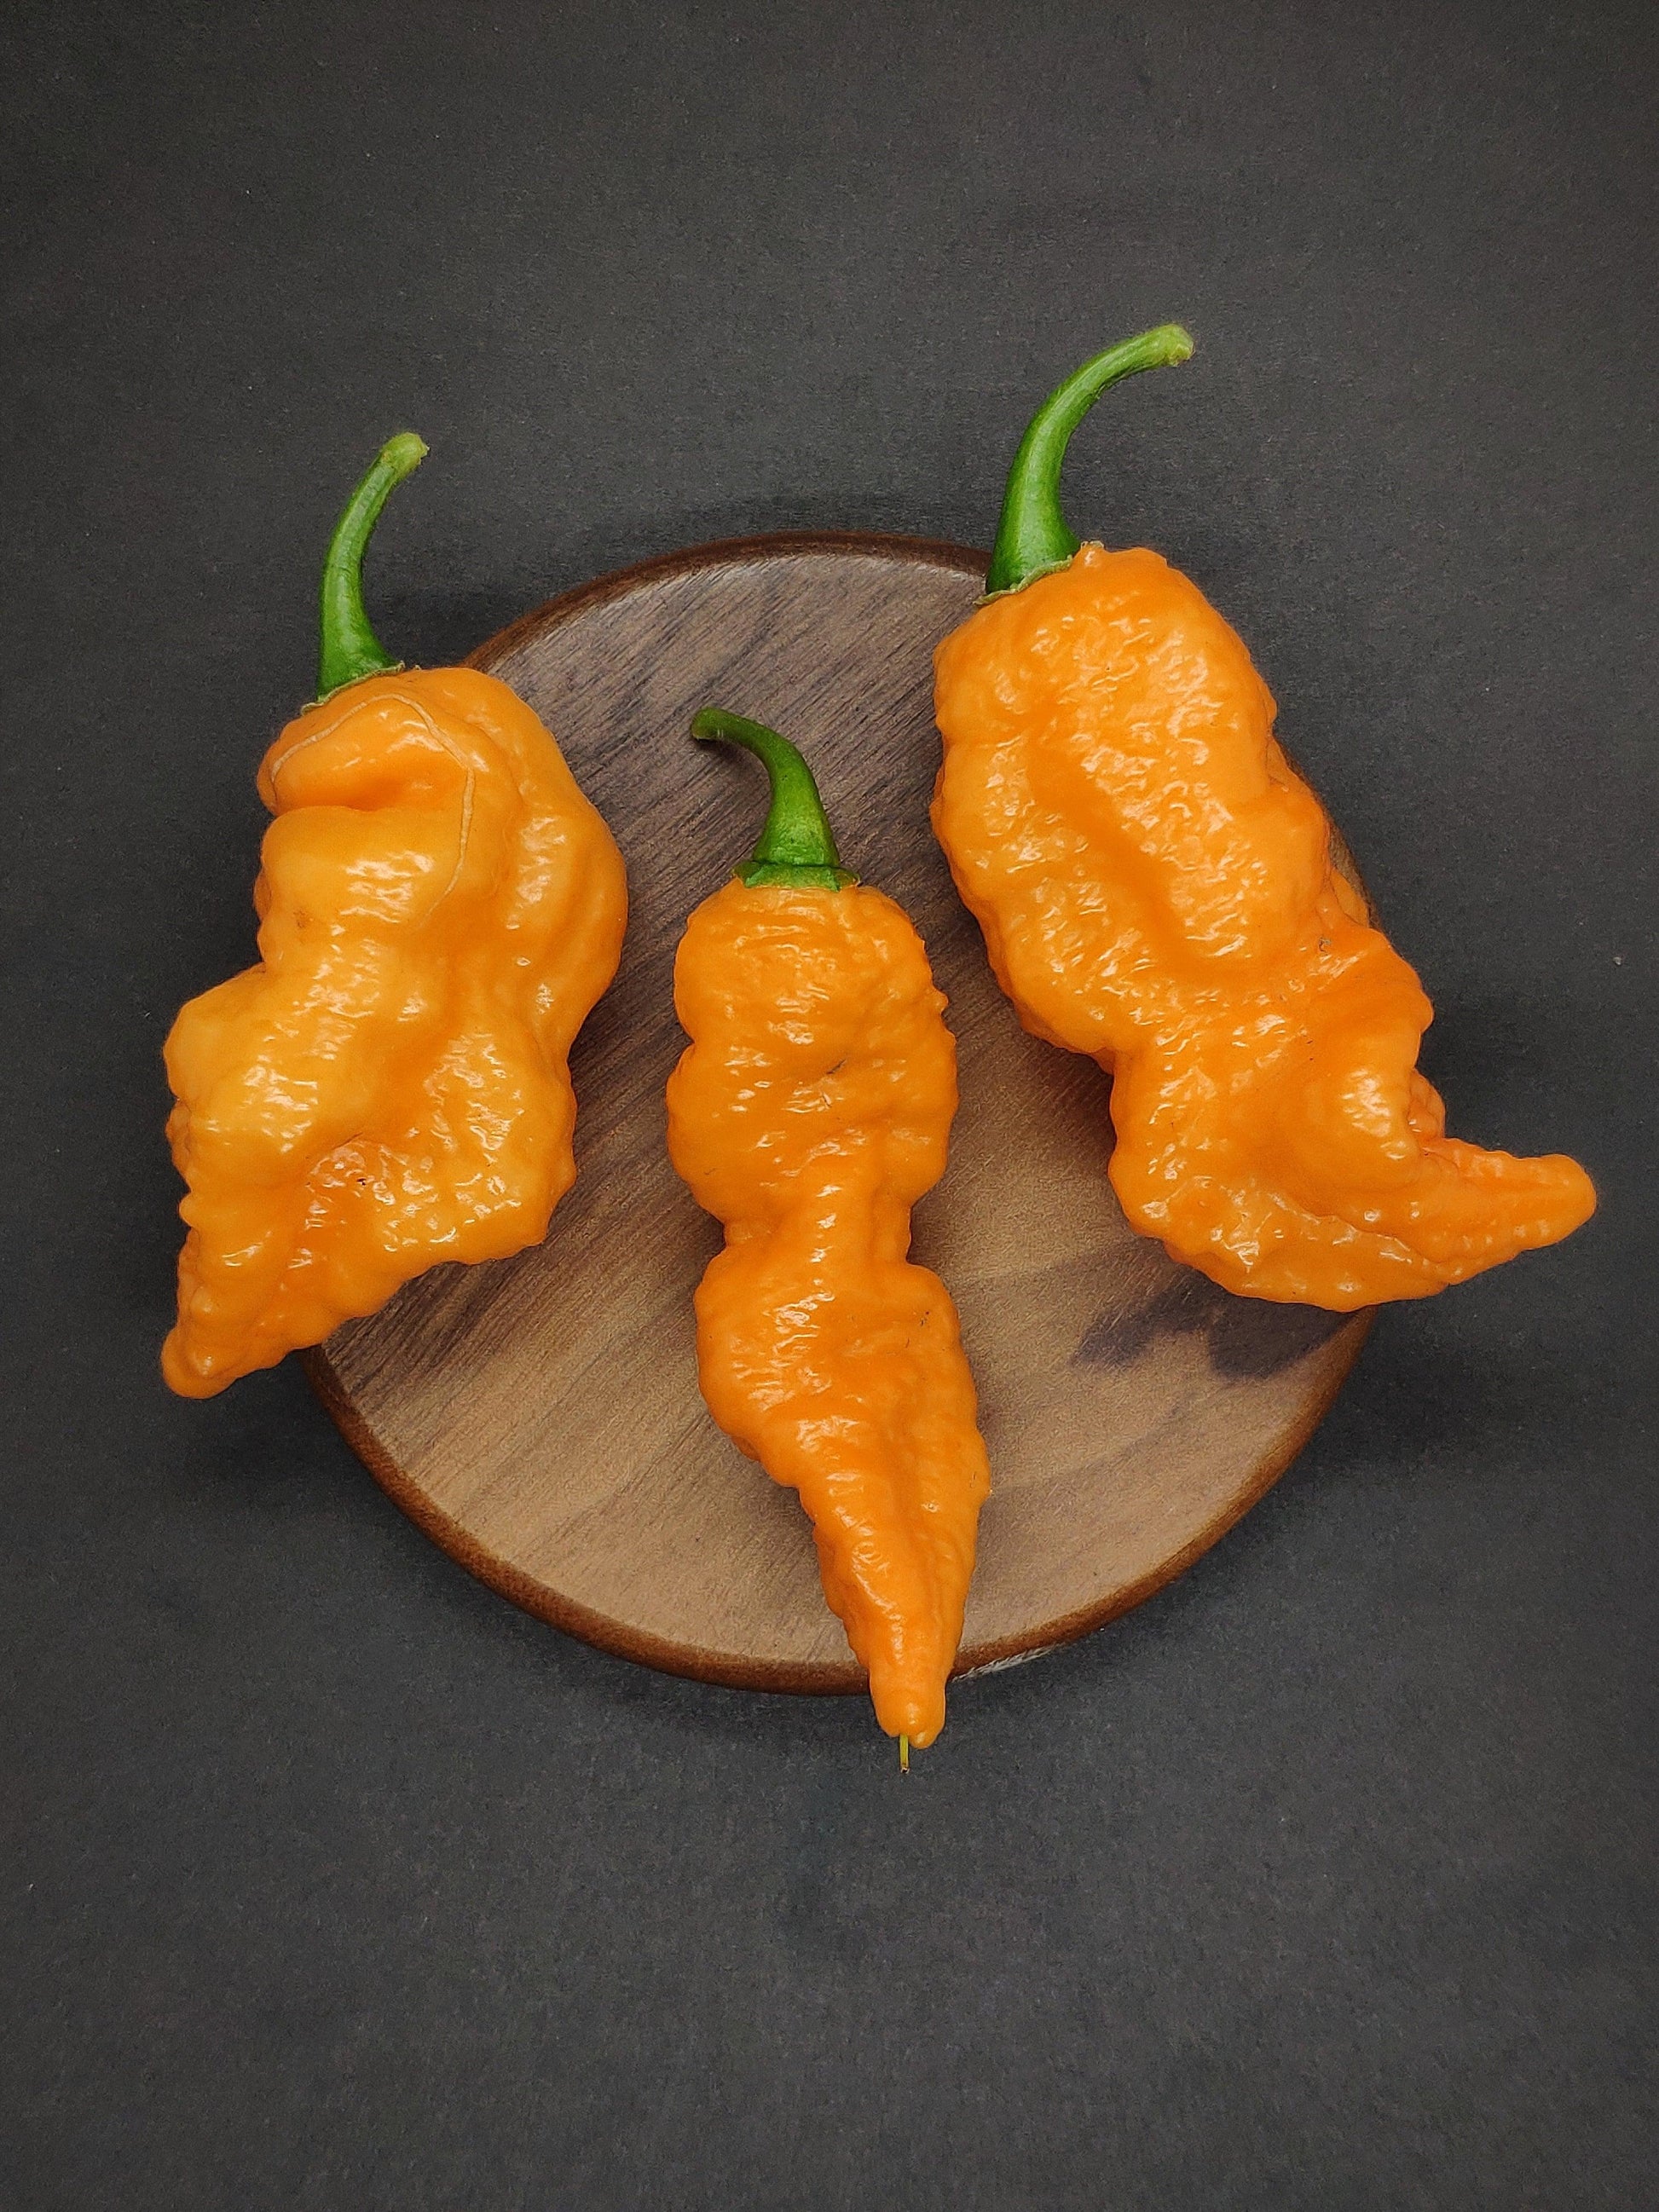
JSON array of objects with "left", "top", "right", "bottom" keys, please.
[
  {"left": 691, "top": 709, "right": 857, "bottom": 891},
  {"left": 315, "top": 431, "right": 429, "bottom": 701},
  {"left": 984, "top": 324, "right": 1194, "bottom": 597}
]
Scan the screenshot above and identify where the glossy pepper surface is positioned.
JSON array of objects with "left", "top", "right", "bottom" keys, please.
[
  {"left": 667, "top": 711, "right": 990, "bottom": 1749},
  {"left": 163, "top": 436, "right": 627, "bottom": 1396},
  {"left": 933, "top": 329, "right": 1595, "bottom": 1308}
]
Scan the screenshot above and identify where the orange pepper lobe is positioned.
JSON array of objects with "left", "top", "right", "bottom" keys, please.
[
  {"left": 163, "top": 667, "right": 627, "bottom": 1395},
  {"left": 933, "top": 545, "right": 1594, "bottom": 1307},
  {"left": 667, "top": 880, "right": 989, "bottom": 1746}
]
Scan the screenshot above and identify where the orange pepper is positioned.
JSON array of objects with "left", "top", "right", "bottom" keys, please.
[
  {"left": 933, "top": 331, "right": 1594, "bottom": 1308},
  {"left": 163, "top": 437, "right": 627, "bottom": 1396},
  {"left": 667, "top": 711, "right": 990, "bottom": 1751}
]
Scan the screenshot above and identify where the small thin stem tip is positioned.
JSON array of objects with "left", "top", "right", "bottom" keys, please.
[
  {"left": 984, "top": 324, "right": 1194, "bottom": 596},
  {"left": 315, "top": 432, "right": 430, "bottom": 700},
  {"left": 691, "top": 707, "right": 855, "bottom": 889}
]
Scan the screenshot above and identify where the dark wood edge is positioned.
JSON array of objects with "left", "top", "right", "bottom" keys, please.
[
  {"left": 303, "top": 1311, "right": 1373, "bottom": 1700},
  {"left": 955, "top": 1310, "right": 1373, "bottom": 1678},
  {"left": 302, "top": 1342, "right": 868, "bottom": 1695},
  {"left": 465, "top": 531, "right": 989, "bottom": 671}
]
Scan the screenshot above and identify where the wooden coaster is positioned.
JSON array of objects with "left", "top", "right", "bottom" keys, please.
[{"left": 305, "top": 534, "right": 1372, "bottom": 1693}]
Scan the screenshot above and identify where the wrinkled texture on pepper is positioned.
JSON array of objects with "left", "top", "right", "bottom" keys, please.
[
  {"left": 163, "top": 666, "right": 627, "bottom": 1396},
  {"left": 667, "top": 879, "right": 990, "bottom": 1747},
  {"left": 933, "top": 543, "right": 1596, "bottom": 1308}
]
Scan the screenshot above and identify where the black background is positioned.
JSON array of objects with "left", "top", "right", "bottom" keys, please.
[{"left": 4, "top": 3, "right": 1655, "bottom": 2206}]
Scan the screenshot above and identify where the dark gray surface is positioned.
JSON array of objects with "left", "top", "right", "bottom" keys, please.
[{"left": 3, "top": 3, "right": 1654, "bottom": 2205}]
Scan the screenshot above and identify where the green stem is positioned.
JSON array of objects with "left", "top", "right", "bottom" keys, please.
[
  {"left": 315, "top": 432, "right": 430, "bottom": 700},
  {"left": 691, "top": 709, "right": 857, "bottom": 890},
  {"left": 984, "top": 324, "right": 1194, "bottom": 597}
]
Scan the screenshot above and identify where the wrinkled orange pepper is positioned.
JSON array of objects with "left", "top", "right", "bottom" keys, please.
[
  {"left": 667, "top": 711, "right": 990, "bottom": 1751},
  {"left": 934, "top": 330, "right": 1595, "bottom": 1308},
  {"left": 164, "top": 436, "right": 627, "bottom": 1397}
]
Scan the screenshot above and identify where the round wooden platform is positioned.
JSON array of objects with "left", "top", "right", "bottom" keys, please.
[{"left": 304, "top": 534, "right": 1372, "bottom": 1693}]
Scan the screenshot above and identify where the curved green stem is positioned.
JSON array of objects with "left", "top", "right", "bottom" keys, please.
[
  {"left": 984, "top": 324, "right": 1194, "bottom": 597},
  {"left": 691, "top": 708, "right": 857, "bottom": 890},
  {"left": 315, "top": 431, "right": 429, "bottom": 700}
]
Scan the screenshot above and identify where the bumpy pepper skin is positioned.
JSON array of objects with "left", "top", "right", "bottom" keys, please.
[
  {"left": 164, "top": 665, "right": 627, "bottom": 1395},
  {"left": 667, "top": 716, "right": 989, "bottom": 1747},
  {"left": 934, "top": 541, "right": 1596, "bottom": 1307}
]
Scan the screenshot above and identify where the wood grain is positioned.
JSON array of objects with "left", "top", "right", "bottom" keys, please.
[{"left": 304, "top": 534, "right": 1373, "bottom": 1692}]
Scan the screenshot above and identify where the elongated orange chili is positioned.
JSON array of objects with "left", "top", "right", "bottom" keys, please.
[
  {"left": 666, "top": 710, "right": 990, "bottom": 1750},
  {"left": 163, "top": 436, "right": 627, "bottom": 1396},
  {"left": 934, "top": 330, "right": 1595, "bottom": 1308}
]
